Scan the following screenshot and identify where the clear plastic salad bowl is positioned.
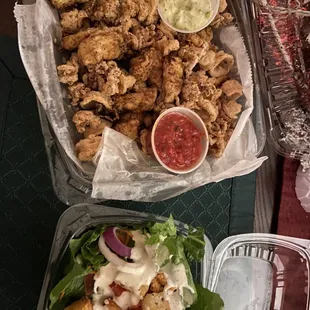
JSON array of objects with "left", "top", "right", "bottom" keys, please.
[{"left": 38, "top": 205, "right": 310, "bottom": 310}]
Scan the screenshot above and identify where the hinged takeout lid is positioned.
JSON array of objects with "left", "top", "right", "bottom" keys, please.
[{"left": 207, "top": 233, "right": 310, "bottom": 310}]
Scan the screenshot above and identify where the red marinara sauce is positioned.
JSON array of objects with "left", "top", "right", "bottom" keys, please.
[{"left": 154, "top": 112, "right": 204, "bottom": 171}]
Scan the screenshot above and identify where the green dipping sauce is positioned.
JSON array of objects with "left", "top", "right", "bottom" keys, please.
[{"left": 159, "top": 0, "right": 212, "bottom": 31}]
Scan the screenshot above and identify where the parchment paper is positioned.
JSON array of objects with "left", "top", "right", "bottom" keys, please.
[{"left": 15, "top": 0, "right": 267, "bottom": 202}]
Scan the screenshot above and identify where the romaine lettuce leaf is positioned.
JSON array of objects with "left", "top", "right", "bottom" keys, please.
[
  {"left": 49, "top": 263, "right": 92, "bottom": 310},
  {"left": 145, "top": 215, "right": 177, "bottom": 245},
  {"left": 183, "top": 226, "right": 206, "bottom": 262},
  {"left": 189, "top": 284, "right": 224, "bottom": 310}
]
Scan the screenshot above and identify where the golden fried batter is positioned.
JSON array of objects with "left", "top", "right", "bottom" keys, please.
[
  {"left": 115, "top": 88, "right": 158, "bottom": 112},
  {"left": 80, "top": 91, "right": 114, "bottom": 111},
  {"left": 60, "top": 9, "right": 88, "bottom": 34},
  {"left": 73, "top": 110, "right": 111, "bottom": 137},
  {"left": 209, "top": 51, "right": 234, "bottom": 77},
  {"left": 131, "top": 24, "right": 156, "bottom": 50},
  {"left": 75, "top": 134, "right": 101, "bottom": 161},
  {"left": 94, "top": 61, "right": 136, "bottom": 96},
  {"left": 52, "top": 0, "right": 89, "bottom": 10},
  {"left": 221, "top": 80, "right": 243, "bottom": 100},
  {"left": 78, "top": 31, "right": 125, "bottom": 66},
  {"left": 154, "top": 36, "right": 180, "bottom": 56},
  {"left": 62, "top": 28, "right": 100, "bottom": 50},
  {"left": 130, "top": 51, "right": 154, "bottom": 82},
  {"left": 55, "top": 0, "right": 240, "bottom": 160},
  {"left": 222, "top": 100, "right": 242, "bottom": 119},
  {"left": 57, "top": 54, "right": 79, "bottom": 85},
  {"left": 68, "top": 83, "right": 91, "bottom": 106},
  {"left": 115, "top": 119, "right": 140, "bottom": 140},
  {"left": 162, "top": 56, "right": 184, "bottom": 103}
]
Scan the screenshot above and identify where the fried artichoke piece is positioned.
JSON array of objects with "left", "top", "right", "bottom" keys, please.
[
  {"left": 64, "top": 297, "right": 93, "bottom": 310},
  {"left": 115, "top": 119, "right": 140, "bottom": 140},
  {"left": 80, "top": 91, "right": 114, "bottom": 111},
  {"left": 197, "top": 27, "right": 213, "bottom": 42},
  {"left": 92, "top": 0, "right": 120, "bottom": 24},
  {"left": 93, "top": 61, "right": 136, "bottom": 96},
  {"left": 182, "top": 72, "right": 222, "bottom": 122},
  {"left": 130, "top": 48, "right": 163, "bottom": 88},
  {"left": 222, "top": 100, "right": 242, "bottom": 119},
  {"left": 211, "top": 13, "right": 234, "bottom": 28},
  {"left": 221, "top": 80, "right": 243, "bottom": 100},
  {"left": 162, "top": 56, "right": 184, "bottom": 103},
  {"left": 62, "top": 28, "right": 99, "bottom": 50},
  {"left": 199, "top": 50, "right": 216, "bottom": 71},
  {"left": 156, "top": 21, "right": 176, "bottom": 40},
  {"left": 57, "top": 54, "right": 79, "bottom": 85},
  {"left": 148, "top": 48, "right": 163, "bottom": 89},
  {"left": 68, "top": 82, "right": 91, "bottom": 106},
  {"left": 130, "top": 24, "right": 156, "bottom": 50},
  {"left": 52, "top": 0, "right": 89, "bottom": 10},
  {"left": 78, "top": 31, "right": 125, "bottom": 66},
  {"left": 219, "top": 0, "right": 228, "bottom": 13},
  {"left": 178, "top": 43, "right": 208, "bottom": 77},
  {"left": 75, "top": 134, "right": 101, "bottom": 161},
  {"left": 115, "top": 88, "right": 158, "bottom": 112},
  {"left": 130, "top": 51, "right": 154, "bottom": 82},
  {"left": 137, "top": 0, "right": 158, "bottom": 25},
  {"left": 209, "top": 51, "right": 234, "bottom": 77},
  {"left": 60, "top": 9, "right": 88, "bottom": 34},
  {"left": 154, "top": 36, "right": 180, "bottom": 56},
  {"left": 142, "top": 293, "right": 171, "bottom": 310},
  {"left": 73, "top": 110, "right": 111, "bottom": 137}
]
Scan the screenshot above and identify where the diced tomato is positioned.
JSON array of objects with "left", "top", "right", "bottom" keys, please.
[
  {"left": 109, "top": 282, "right": 127, "bottom": 297},
  {"left": 84, "top": 273, "right": 95, "bottom": 296}
]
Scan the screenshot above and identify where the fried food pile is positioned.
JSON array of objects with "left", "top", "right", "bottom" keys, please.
[{"left": 54, "top": 0, "right": 243, "bottom": 162}]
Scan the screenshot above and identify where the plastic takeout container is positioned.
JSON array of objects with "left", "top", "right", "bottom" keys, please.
[
  {"left": 248, "top": 0, "right": 310, "bottom": 161},
  {"left": 36, "top": 0, "right": 266, "bottom": 205},
  {"left": 38, "top": 205, "right": 310, "bottom": 310},
  {"left": 151, "top": 107, "right": 209, "bottom": 174},
  {"left": 157, "top": 0, "right": 219, "bottom": 33}
]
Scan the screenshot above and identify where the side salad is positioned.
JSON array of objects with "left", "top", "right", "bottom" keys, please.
[{"left": 49, "top": 216, "right": 224, "bottom": 310}]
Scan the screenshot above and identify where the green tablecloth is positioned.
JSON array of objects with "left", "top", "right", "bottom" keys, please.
[{"left": 0, "top": 36, "right": 256, "bottom": 309}]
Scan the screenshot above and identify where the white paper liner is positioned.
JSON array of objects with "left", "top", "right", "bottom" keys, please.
[{"left": 15, "top": 1, "right": 267, "bottom": 202}]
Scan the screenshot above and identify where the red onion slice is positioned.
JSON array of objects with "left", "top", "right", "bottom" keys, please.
[{"left": 103, "top": 227, "right": 132, "bottom": 258}]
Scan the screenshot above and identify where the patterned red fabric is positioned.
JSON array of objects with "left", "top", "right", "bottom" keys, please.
[
  {"left": 276, "top": 158, "right": 309, "bottom": 309},
  {"left": 278, "top": 158, "right": 310, "bottom": 238}
]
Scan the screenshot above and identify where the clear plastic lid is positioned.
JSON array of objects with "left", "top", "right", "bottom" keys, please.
[
  {"left": 38, "top": 205, "right": 310, "bottom": 310},
  {"left": 209, "top": 234, "right": 310, "bottom": 310},
  {"left": 248, "top": 0, "right": 310, "bottom": 162}
]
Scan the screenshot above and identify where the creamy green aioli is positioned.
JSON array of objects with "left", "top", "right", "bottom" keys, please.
[{"left": 159, "top": 0, "right": 212, "bottom": 31}]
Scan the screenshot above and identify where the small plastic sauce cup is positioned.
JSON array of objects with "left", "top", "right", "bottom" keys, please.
[
  {"left": 151, "top": 107, "right": 209, "bottom": 174},
  {"left": 158, "top": 0, "right": 220, "bottom": 34}
]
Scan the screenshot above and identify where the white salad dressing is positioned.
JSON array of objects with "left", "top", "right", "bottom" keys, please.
[
  {"left": 162, "top": 262, "right": 195, "bottom": 309},
  {"left": 114, "top": 291, "right": 140, "bottom": 309},
  {"left": 93, "top": 230, "right": 160, "bottom": 309},
  {"left": 115, "top": 231, "right": 159, "bottom": 296}
]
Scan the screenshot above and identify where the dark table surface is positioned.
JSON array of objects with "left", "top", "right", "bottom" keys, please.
[{"left": 0, "top": 34, "right": 257, "bottom": 310}]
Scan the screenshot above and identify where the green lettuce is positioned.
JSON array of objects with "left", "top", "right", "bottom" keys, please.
[
  {"left": 189, "top": 284, "right": 224, "bottom": 310},
  {"left": 145, "top": 215, "right": 177, "bottom": 245},
  {"left": 183, "top": 226, "right": 206, "bottom": 262},
  {"left": 49, "top": 263, "right": 92, "bottom": 310},
  {"left": 49, "top": 227, "right": 107, "bottom": 310}
]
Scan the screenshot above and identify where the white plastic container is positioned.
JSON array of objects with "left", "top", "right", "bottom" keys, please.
[
  {"left": 158, "top": 0, "right": 220, "bottom": 33},
  {"left": 151, "top": 107, "right": 209, "bottom": 174}
]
